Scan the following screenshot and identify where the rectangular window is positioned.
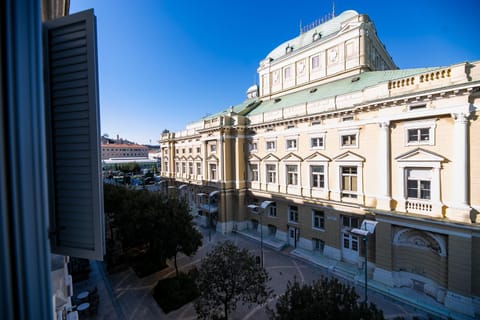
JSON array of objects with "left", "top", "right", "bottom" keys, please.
[
  {"left": 407, "top": 169, "right": 431, "bottom": 200},
  {"left": 341, "top": 166, "right": 357, "bottom": 198},
  {"left": 182, "top": 162, "right": 186, "bottom": 174},
  {"left": 311, "top": 55, "right": 320, "bottom": 69},
  {"left": 286, "top": 139, "right": 297, "bottom": 150},
  {"left": 176, "top": 162, "right": 180, "bottom": 173},
  {"left": 310, "top": 137, "right": 324, "bottom": 148},
  {"left": 311, "top": 165, "right": 325, "bottom": 188},
  {"left": 313, "top": 238, "right": 325, "bottom": 252},
  {"left": 266, "top": 164, "right": 277, "bottom": 183},
  {"left": 196, "top": 147, "right": 201, "bottom": 153},
  {"left": 407, "top": 128, "right": 430, "bottom": 143},
  {"left": 268, "top": 203, "right": 277, "bottom": 217},
  {"left": 312, "top": 210, "right": 325, "bottom": 229},
  {"left": 196, "top": 162, "right": 201, "bottom": 175},
  {"left": 209, "top": 163, "right": 217, "bottom": 180},
  {"left": 250, "top": 142, "right": 258, "bottom": 151},
  {"left": 284, "top": 66, "right": 292, "bottom": 79},
  {"left": 188, "top": 162, "right": 193, "bottom": 175},
  {"left": 182, "top": 148, "right": 185, "bottom": 154},
  {"left": 189, "top": 148, "right": 192, "bottom": 153},
  {"left": 341, "top": 134, "right": 357, "bottom": 147},
  {"left": 250, "top": 163, "right": 259, "bottom": 181},
  {"left": 288, "top": 205, "right": 298, "bottom": 223},
  {"left": 266, "top": 140, "right": 276, "bottom": 151},
  {"left": 342, "top": 216, "right": 359, "bottom": 229},
  {"left": 210, "top": 144, "right": 216, "bottom": 152},
  {"left": 286, "top": 165, "right": 298, "bottom": 185}
]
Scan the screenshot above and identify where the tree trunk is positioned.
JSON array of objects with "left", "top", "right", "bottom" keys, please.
[{"left": 174, "top": 252, "right": 179, "bottom": 277}]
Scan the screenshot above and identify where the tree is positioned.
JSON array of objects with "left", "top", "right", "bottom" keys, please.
[
  {"left": 267, "top": 277, "right": 384, "bottom": 320},
  {"left": 164, "top": 197, "right": 202, "bottom": 277},
  {"left": 194, "top": 241, "right": 272, "bottom": 320},
  {"left": 103, "top": 184, "right": 202, "bottom": 274}
]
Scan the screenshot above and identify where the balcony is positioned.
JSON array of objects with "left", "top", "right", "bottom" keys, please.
[{"left": 405, "top": 199, "right": 432, "bottom": 215}]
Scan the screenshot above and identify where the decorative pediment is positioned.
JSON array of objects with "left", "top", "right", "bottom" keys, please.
[
  {"left": 395, "top": 148, "right": 445, "bottom": 163},
  {"left": 187, "top": 155, "right": 194, "bottom": 161},
  {"left": 248, "top": 154, "right": 261, "bottom": 162},
  {"left": 339, "top": 22, "right": 361, "bottom": 34},
  {"left": 304, "top": 152, "right": 330, "bottom": 162},
  {"left": 207, "top": 154, "right": 218, "bottom": 161},
  {"left": 280, "top": 152, "right": 303, "bottom": 162},
  {"left": 180, "top": 156, "right": 187, "bottom": 161},
  {"left": 194, "top": 155, "right": 202, "bottom": 161},
  {"left": 262, "top": 153, "right": 280, "bottom": 162},
  {"left": 333, "top": 151, "right": 365, "bottom": 162}
]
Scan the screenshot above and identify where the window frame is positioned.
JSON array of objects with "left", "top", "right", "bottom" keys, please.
[
  {"left": 288, "top": 205, "right": 299, "bottom": 223},
  {"left": 266, "top": 140, "right": 276, "bottom": 151},
  {"left": 341, "top": 166, "right": 358, "bottom": 199},
  {"left": 310, "top": 165, "right": 325, "bottom": 189},
  {"left": 285, "top": 138, "right": 297, "bottom": 151},
  {"left": 286, "top": 164, "right": 299, "bottom": 185},
  {"left": 312, "top": 209, "right": 325, "bottom": 230},
  {"left": 249, "top": 163, "right": 259, "bottom": 182},
  {"left": 265, "top": 163, "right": 277, "bottom": 184},
  {"left": 403, "top": 119, "right": 436, "bottom": 146}
]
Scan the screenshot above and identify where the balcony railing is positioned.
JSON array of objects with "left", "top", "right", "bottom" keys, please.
[{"left": 405, "top": 199, "right": 432, "bottom": 215}]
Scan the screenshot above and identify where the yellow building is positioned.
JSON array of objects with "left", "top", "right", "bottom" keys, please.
[{"left": 160, "top": 10, "right": 480, "bottom": 317}]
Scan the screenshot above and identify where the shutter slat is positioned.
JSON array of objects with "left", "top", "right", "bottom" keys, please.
[{"left": 44, "top": 9, "right": 104, "bottom": 260}]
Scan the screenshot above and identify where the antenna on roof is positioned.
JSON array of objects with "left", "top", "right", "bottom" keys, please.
[
  {"left": 299, "top": 19, "right": 303, "bottom": 34},
  {"left": 332, "top": 0, "right": 335, "bottom": 17}
]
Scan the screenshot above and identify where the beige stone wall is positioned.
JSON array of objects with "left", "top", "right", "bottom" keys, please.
[
  {"left": 472, "top": 236, "right": 480, "bottom": 295},
  {"left": 470, "top": 110, "right": 480, "bottom": 210},
  {"left": 448, "top": 236, "right": 472, "bottom": 296},
  {"left": 375, "top": 222, "right": 393, "bottom": 270},
  {"left": 393, "top": 246, "right": 447, "bottom": 287}
]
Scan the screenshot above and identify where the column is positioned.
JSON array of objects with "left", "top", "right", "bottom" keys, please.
[
  {"left": 377, "top": 122, "right": 391, "bottom": 210},
  {"left": 202, "top": 140, "right": 208, "bottom": 180},
  {"left": 451, "top": 113, "right": 469, "bottom": 207},
  {"left": 446, "top": 112, "right": 471, "bottom": 222},
  {"left": 218, "top": 134, "right": 224, "bottom": 181}
]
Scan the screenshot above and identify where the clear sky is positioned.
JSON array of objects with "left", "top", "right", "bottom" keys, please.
[{"left": 69, "top": 0, "right": 479, "bottom": 145}]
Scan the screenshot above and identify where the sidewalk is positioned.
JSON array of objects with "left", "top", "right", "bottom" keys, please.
[
  {"left": 235, "top": 229, "right": 473, "bottom": 320},
  {"left": 74, "top": 228, "right": 474, "bottom": 320}
]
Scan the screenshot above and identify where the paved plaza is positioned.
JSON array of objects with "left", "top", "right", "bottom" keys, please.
[{"left": 74, "top": 225, "right": 472, "bottom": 320}]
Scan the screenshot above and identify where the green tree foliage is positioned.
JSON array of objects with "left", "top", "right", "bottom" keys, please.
[
  {"left": 103, "top": 184, "right": 202, "bottom": 269},
  {"left": 267, "top": 277, "right": 384, "bottom": 320},
  {"left": 194, "top": 241, "right": 272, "bottom": 320},
  {"left": 118, "top": 162, "right": 141, "bottom": 175}
]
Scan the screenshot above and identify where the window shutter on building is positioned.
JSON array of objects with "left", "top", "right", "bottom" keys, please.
[{"left": 43, "top": 9, "right": 104, "bottom": 260}]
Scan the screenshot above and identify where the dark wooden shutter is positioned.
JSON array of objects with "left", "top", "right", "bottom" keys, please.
[{"left": 43, "top": 9, "right": 104, "bottom": 260}]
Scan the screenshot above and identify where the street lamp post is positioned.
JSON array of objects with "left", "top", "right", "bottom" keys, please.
[
  {"left": 197, "top": 191, "right": 219, "bottom": 242},
  {"left": 351, "top": 219, "right": 378, "bottom": 304},
  {"left": 248, "top": 200, "right": 274, "bottom": 267}
]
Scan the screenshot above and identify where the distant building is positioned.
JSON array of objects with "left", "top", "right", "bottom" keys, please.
[
  {"left": 101, "top": 143, "right": 149, "bottom": 160},
  {"left": 160, "top": 10, "right": 480, "bottom": 317}
]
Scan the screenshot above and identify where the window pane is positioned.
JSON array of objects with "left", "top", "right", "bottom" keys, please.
[
  {"left": 408, "top": 129, "right": 418, "bottom": 142},
  {"left": 420, "top": 180, "right": 431, "bottom": 199},
  {"left": 420, "top": 128, "right": 430, "bottom": 141},
  {"left": 351, "top": 176, "right": 357, "bottom": 191}
]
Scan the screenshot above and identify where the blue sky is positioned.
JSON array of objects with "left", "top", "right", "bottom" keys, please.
[{"left": 70, "top": 0, "right": 479, "bottom": 145}]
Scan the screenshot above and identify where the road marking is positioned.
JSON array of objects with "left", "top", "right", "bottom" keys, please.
[
  {"left": 292, "top": 259, "right": 304, "bottom": 283},
  {"left": 241, "top": 295, "right": 280, "bottom": 320}
]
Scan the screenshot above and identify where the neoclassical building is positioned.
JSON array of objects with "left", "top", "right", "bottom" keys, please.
[{"left": 160, "top": 10, "right": 480, "bottom": 317}]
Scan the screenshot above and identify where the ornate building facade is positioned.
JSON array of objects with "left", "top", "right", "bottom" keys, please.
[{"left": 160, "top": 10, "right": 480, "bottom": 317}]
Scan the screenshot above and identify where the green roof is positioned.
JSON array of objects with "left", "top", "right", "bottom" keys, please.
[
  {"left": 200, "top": 97, "right": 259, "bottom": 120},
  {"left": 246, "top": 68, "right": 441, "bottom": 116}
]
